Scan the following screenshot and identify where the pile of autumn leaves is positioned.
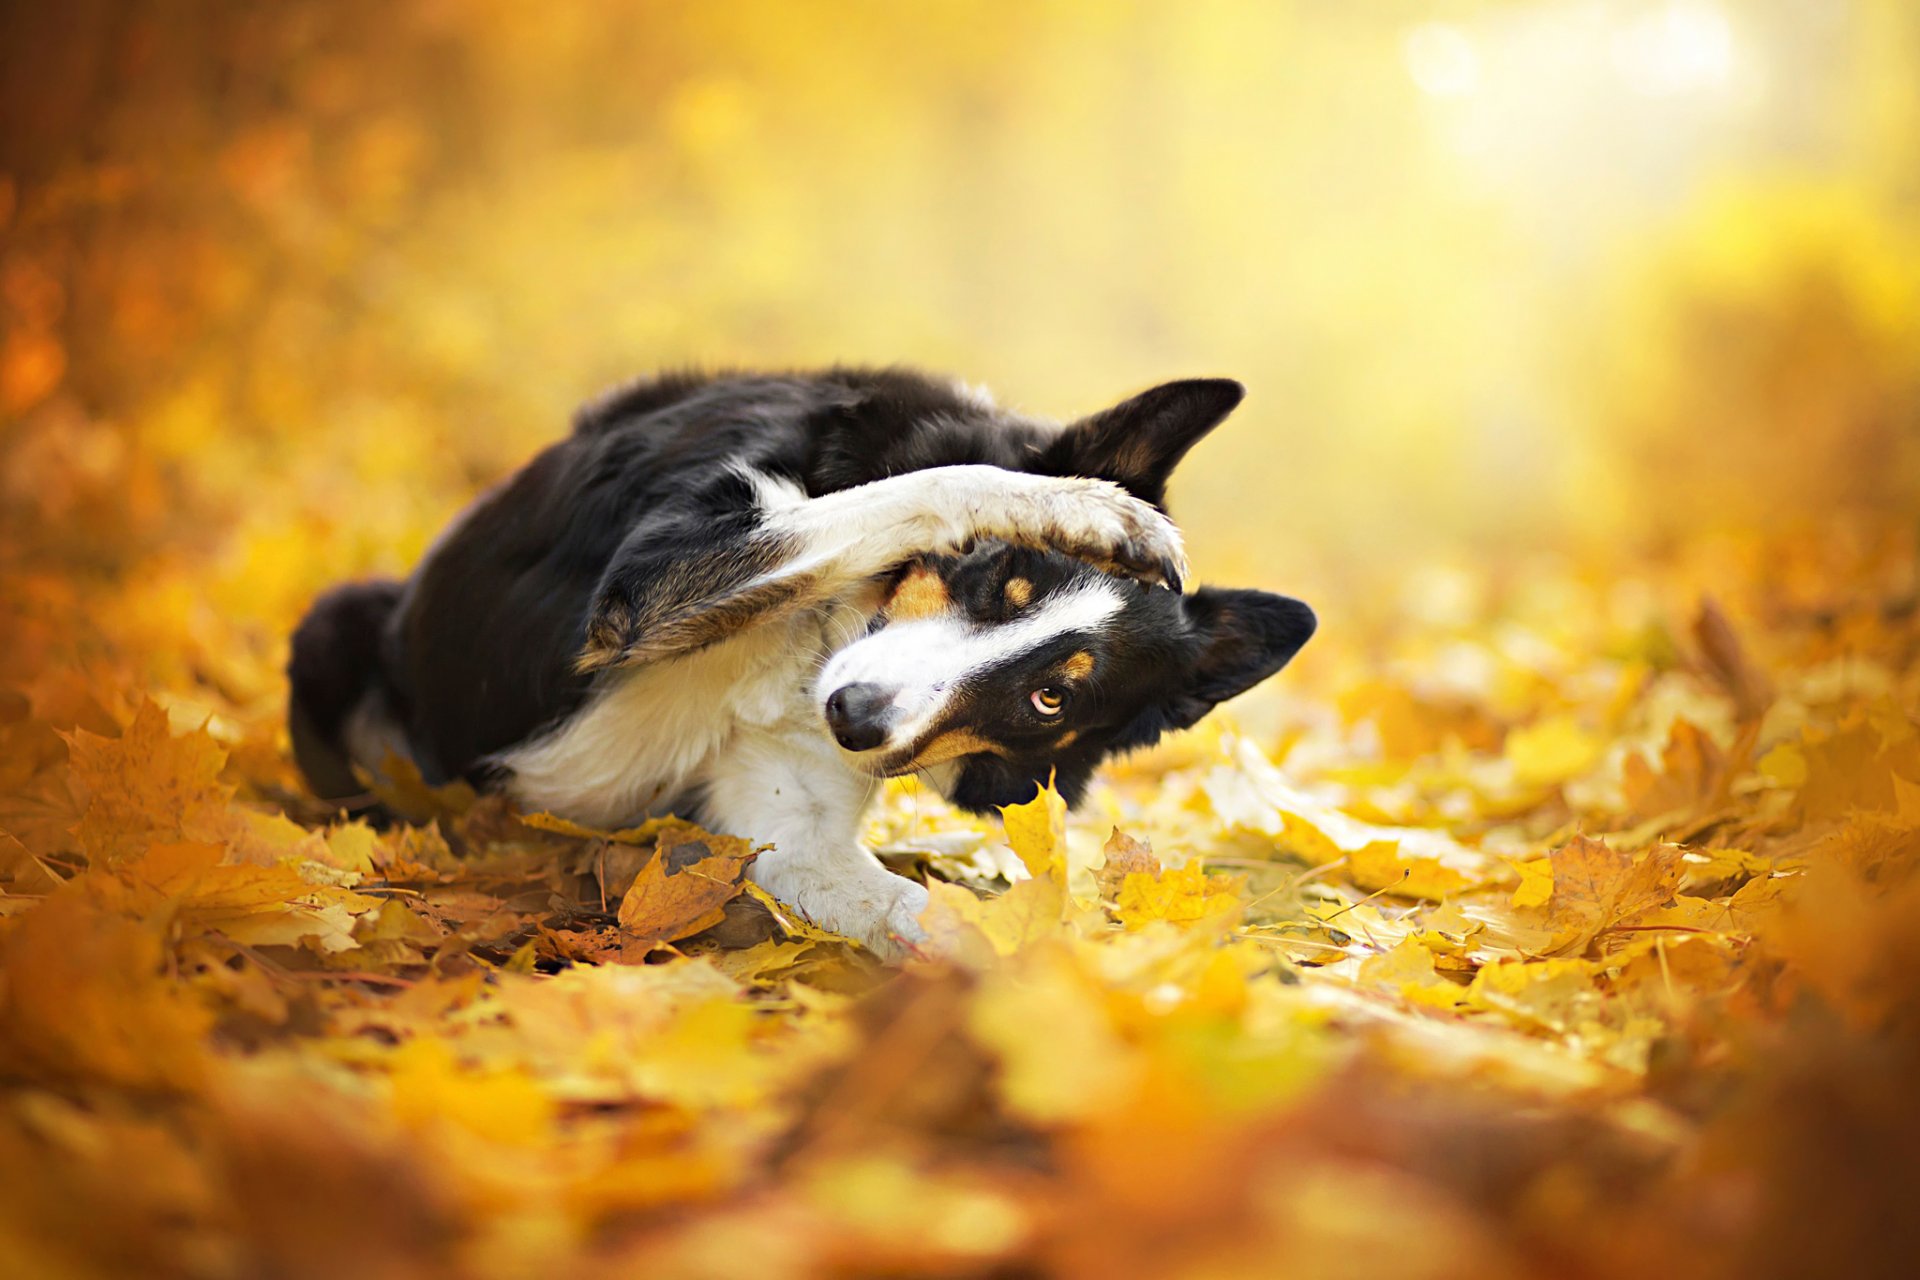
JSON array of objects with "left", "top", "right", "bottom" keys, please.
[{"left": 3, "top": 533, "right": 1920, "bottom": 1280}]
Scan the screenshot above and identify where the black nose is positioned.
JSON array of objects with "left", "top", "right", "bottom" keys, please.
[{"left": 824, "top": 682, "right": 894, "bottom": 752}]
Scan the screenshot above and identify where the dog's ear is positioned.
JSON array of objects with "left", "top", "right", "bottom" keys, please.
[
  {"left": 1162, "top": 588, "right": 1316, "bottom": 731},
  {"left": 1041, "top": 378, "right": 1245, "bottom": 506}
]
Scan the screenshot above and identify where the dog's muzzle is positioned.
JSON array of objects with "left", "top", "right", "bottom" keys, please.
[{"left": 824, "top": 682, "right": 897, "bottom": 753}]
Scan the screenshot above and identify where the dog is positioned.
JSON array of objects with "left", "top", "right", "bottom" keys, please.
[{"left": 288, "top": 368, "right": 1315, "bottom": 954}]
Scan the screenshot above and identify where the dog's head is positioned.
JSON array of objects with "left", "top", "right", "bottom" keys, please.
[
  {"left": 814, "top": 376, "right": 1314, "bottom": 813},
  {"left": 814, "top": 377, "right": 1315, "bottom": 812},
  {"left": 815, "top": 540, "right": 1314, "bottom": 812}
]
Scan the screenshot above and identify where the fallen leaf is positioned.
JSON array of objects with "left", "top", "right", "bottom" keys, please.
[
  {"left": 0, "top": 892, "right": 212, "bottom": 1089},
  {"left": 1506, "top": 714, "right": 1604, "bottom": 789},
  {"left": 1510, "top": 856, "right": 1554, "bottom": 908},
  {"left": 64, "top": 702, "right": 232, "bottom": 867},
  {"left": 1349, "top": 841, "right": 1472, "bottom": 901},
  {"left": 1002, "top": 781, "right": 1069, "bottom": 883},
  {"left": 1097, "top": 827, "right": 1159, "bottom": 900},
  {"left": 1542, "top": 836, "right": 1685, "bottom": 952},
  {"left": 1114, "top": 862, "right": 1244, "bottom": 931},
  {"left": 1621, "top": 719, "right": 1727, "bottom": 823},
  {"left": 616, "top": 827, "right": 758, "bottom": 944}
]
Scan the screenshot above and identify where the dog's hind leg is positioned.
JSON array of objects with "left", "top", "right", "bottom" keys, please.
[
  {"left": 579, "top": 463, "right": 1187, "bottom": 672},
  {"left": 288, "top": 579, "right": 406, "bottom": 813}
]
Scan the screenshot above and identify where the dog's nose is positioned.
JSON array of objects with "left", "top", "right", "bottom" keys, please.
[{"left": 824, "top": 682, "right": 894, "bottom": 752}]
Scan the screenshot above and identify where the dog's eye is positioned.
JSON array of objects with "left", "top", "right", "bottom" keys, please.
[{"left": 1030, "top": 687, "right": 1066, "bottom": 717}]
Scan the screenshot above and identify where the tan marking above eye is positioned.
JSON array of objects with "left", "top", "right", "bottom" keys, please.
[
  {"left": 908, "top": 727, "right": 1005, "bottom": 768},
  {"left": 1004, "top": 577, "right": 1033, "bottom": 609},
  {"left": 1062, "top": 650, "right": 1095, "bottom": 681},
  {"left": 887, "top": 564, "right": 952, "bottom": 621},
  {"left": 1055, "top": 729, "right": 1079, "bottom": 747}
]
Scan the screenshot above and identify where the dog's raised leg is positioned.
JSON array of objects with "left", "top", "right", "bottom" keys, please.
[{"left": 578, "top": 463, "right": 1187, "bottom": 672}]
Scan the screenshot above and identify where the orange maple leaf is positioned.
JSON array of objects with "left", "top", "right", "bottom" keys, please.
[
  {"left": 1621, "top": 719, "right": 1727, "bottom": 823},
  {"left": 616, "top": 827, "right": 758, "bottom": 945},
  {"left": 1542, "top": 835, "right": 1684, "bottom": 953},
  {"left": 64, "top": 701, "right": 233, "bottom": 868}
]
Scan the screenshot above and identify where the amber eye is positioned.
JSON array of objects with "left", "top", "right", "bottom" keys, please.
[{"left": 1030, "top": 687, "right": 1066, "bottom": 717}]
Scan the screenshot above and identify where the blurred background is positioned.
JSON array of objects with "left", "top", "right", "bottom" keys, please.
[{"left": 2, "top": 0, "right": 1918, "bottom": 701}]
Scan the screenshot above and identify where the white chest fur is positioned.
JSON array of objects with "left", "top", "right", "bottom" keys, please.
[{"left": 496, "top": 602, "right": 859, "bottom": 827}]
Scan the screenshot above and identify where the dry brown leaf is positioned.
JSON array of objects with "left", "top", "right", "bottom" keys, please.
[
  {"left": 1693, "top": 597, "right": 1772, "bottom": 722},
  {"left": 1096, "top": 827, "right": 1159, "bottom": 900},
  {"left": 616, "top": 827, "right": 758, "bottom": 944},
  {"left": 1621, "top": 719, "right": 1727, "bottom": 823}
]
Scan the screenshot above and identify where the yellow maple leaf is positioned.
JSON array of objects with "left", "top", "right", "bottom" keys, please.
[
  {"left": 1610, "top": 934, "right": 1738, "bottom": 1002},
  {"left": 1620, "top": 719, "right": 1727, "bottom": 822},
  {"left": 1506, "top": 714, "right": 1604, "bottom": 789},
  {"left": 1114, "top": 862, "right": 1244, "bottom": 931},
  {"left": 710, "top": 937, "right": 833, "bottom": 986},
  {"left": 627, "top": 996, "right": 776, "bottom": 1109},
  {"left": 98, "top": 840, "right": 380, "bottom": 953},
  {"left": 520, "top": 809, "right": 702, "bottom": 846},
  {"left": 1757, "top": 741, "right": 1808, "bottom": 788},
  {"left": 1467, "top": 957, "right": 1602, "bottom": 1033},
  {"left": 1510, "top": 856, "right": 1554, "bottom": 908},
  {"left": 968, "top": 950, "right": 1138, "bottom": 1123},
  {"left": 320, "top": 820, "right": 380, "bottom": 875},
  {"left": 1001, "top": 779, "right": 1068, "bottom": 883},
  {"left": 0, "top": 711, "right": 84, "bottom": 861},
  {"left": 1348, "top": 840, "right": 1472, "bottom": 901},
  {"left": 0, "top": 828, "right": 61, "bottom": 893},
  {"left": 739, "top": 880, "right": 859, "bottom": 945},
  {"left": 977, "top": 873, "right": 1075, "bottom": 954},
  {"left": 915, "top": 880, "right": 1002, "bottom": 967},
  {"left": 1792, "top": 720, "right": 1901, "bottom": 820},
  {"left": 1096, "top": 827, "right": 1159, "bottom": 900},
  {"left": 1276, "top": 811, "right": 1347, "bottom": 865},
  {"left": 1358, "top": 939, "right": 1464, "bottom": 1008},
  {"left": 917, "top": 875, "right": 1070, "bottom": 962},
  {"left": 386, "top": 1038, "right": 554, "bottom": 1145}
]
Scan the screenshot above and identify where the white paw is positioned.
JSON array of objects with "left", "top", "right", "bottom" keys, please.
[
  {"left": 874, "top": 878, "right": 931, "bottom": 959},
  {"left": 1003, "top": 473, "right": 1188, "bottom": 590},
  {"left": 752, "top": 860, "right": 932, "bottom": 962}
]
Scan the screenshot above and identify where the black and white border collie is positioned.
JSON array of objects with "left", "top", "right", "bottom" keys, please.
[{"left": 289, "top": 369, "right": 1315, "bottom": 954}]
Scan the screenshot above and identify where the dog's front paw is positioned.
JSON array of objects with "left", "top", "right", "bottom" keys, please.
[
  {"left": 1023, "top": 475, "right": 1188, "bottom": 591},
  {"left": 755, "top": 861, "right": 933, "bottom": 962},
  {"left": 870, "top": 878, "right": 931, "bottom": 961}
]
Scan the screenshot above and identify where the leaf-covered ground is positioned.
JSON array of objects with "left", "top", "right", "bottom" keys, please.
[
  {"left": 4, "top": 522, "right": 1918, "bottom": 1279},
  {"left": 7, "top": 5, "right": 1920, "bottom": 1276}
]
